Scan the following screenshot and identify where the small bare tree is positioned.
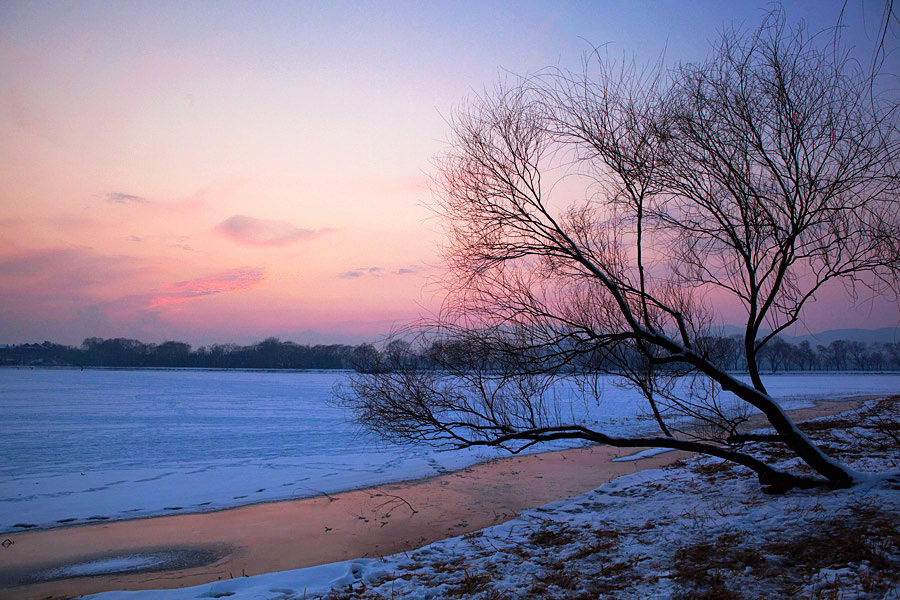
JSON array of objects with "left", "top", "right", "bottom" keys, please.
[{"left": 341, "top": 13, "right": 900, "bottom": 491}]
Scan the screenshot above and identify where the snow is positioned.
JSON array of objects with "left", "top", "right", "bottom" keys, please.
[
  {"left": 48, "top": 556, "right": 165, "bottom": 578},
  {"left": 84, "top": 396, "right": 900, "bottom": 600},
  {"left": 0, "top": 369, "right": 498, "bottom": 532},
  {"left": 89, "top": 560, "right": 381, "bottom": 599},
  {"left": 610, "top": 447, "right": 675, "bottom": 462},
  {"left": 2, "top": 368, "right": 899, "bottom": 533}
]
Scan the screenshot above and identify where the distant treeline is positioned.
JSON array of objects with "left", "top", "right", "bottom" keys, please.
[
  {"left": 1, "top": 335, "right": 899, "bottom": 372},
  {"left": 696, "top": 337, "right": 900, "bottom": 372},
  {"left": 0, "top": 337, "right": 366, "bottom": 369}
]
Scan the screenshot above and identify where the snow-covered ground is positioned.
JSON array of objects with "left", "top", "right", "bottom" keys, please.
[
  {"left": 2, "top": 368, "right": 899, "bottom": 533},
  {"left": 85, "top": 396, "right": 900, "bottom": 600}
]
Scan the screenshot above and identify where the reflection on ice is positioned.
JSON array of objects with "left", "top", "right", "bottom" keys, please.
[{"left": 49, "top": 555, "right": 164, "bottom": 577}]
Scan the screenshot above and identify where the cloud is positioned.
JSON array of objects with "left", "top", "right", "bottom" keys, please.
[
  {"left": 214, "top": 215, "right": 331, "bottom": 247},
  {"left": 149, "top": 267, "right": 266, "bottom": 308},
  {"left": 338, "top": 266, "right": 384, "bottom": 279},
  {"left": 338, "top": 265, "right": 429, "bottom": 279},
  {"left": 393, "top": 265, "right": 429, "bottom": 275},
  {"left": 0, "top": 247, "right": 144, "bottom": 291},
  {"left": 0, "top": 250, "right": 268, "bottom": 342},
  {"left": 338, "top": 265, "right": 427, "bottom": 279},
  {"left": 0, "top": 248, "right": 150, "bottom": 339},
  {"left": 105, "top": 192, "right": 148, "bottom": 204}
]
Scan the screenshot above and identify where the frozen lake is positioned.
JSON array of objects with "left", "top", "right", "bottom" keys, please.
[{"left": 1, "top": 368, "right": 898, "bottom": 533}]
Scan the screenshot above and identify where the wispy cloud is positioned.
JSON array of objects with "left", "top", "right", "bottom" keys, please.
[
  {"left": 338, "top": 265, "right": 425, "bottom": 279},
  {"left": 105, "top": 192, "right": 148, "bottom": 204},
  {"left": 149, "top": 267, "right": 266, "bottom": 308},
  {"left": 215, "top": 215, "right": 332, "bottom": 247},
  {"left": 338, "top": 266, "right": 384, "bottom": 279},
  {"left": 393, "top": 266, "right": 425, "bottom": 275}
]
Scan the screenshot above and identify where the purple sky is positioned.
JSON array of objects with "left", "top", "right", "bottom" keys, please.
[{"left": 1, "top": 1, "right": 897, "bottom": 345}]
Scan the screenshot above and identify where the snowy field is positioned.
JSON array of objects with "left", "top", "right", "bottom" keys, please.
[
  {"left": 84, "top": 396, "right": 900, "bottom": 600},
  {"left": 2, "top": 368, "right": 899, "bottom": 533}
]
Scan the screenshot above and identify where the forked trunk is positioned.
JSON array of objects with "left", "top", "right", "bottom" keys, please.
[{"left": 705, "top": 365, "right": 857, "bottom": 487}]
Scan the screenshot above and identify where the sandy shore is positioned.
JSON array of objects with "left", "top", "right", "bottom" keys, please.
[{"left": 0, "top": 398, "right": 863, "bottom": 600}]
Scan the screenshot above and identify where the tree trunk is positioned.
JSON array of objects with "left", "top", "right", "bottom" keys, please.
[{"left": 699, "top": 361, "right": 857, "bottom": 487}]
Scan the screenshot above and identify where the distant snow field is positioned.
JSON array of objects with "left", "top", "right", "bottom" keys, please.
[{"left": 1, "top": 368, "right": 898, "bottom": 533}]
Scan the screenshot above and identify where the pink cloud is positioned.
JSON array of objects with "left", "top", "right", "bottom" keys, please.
[
  {"left": 150, "top": 267, "right": 266, "bottom": 308},
  {"left": 0, "top": 247, "right": 145, "bottom": 291},
  {"left": 214, "top": 215, "right": 332, "bottom": 247},
  {"left": 104, "top": 192, "right": 148, "bottom": 204}
]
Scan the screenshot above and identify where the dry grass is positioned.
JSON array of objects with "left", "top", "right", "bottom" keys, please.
[
  {"left": 670, "top": 530, "right": 763, "bottom": 597},
  {"left": 690, "top": 460, "right": 735, "bottom": 478},
  {"left": 797, "top": 418, "right": 860, "bottom": 433},
  {"left": 764, "top": 504, "right": 899, "bottom": 575},
  {"left": 667, "top": 458, "right": 690, "bottom": 470},
  {"left": 675, "top": 582, "right": 746, "bottom": 600},
  {"left": 424, "top": 557, "right": 465, "bottom": 575},
  {"left": 528, "top": 524, "right": 577, "bottom": 548},
  {"left": 322, "top": 585, "right": 389, "bottom": 600},
  {"left": 670, "top": 503, "right": 900, "bottom": 599},
  {"left": 567, "top": 527, "right": 620, "bottom": 560},
  {"left": 532, "top": 560, "right": 581, "bottom": 591},
  {"left": 448, "top": 568, "right": 493, "bottom": 597},
  {"left": 851, "top": 396, "right": 900, "bottom": 451}
]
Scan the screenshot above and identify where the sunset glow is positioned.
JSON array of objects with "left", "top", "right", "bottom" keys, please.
[{"left": 1, "top": 1, "right": 897, "bottom": 345}]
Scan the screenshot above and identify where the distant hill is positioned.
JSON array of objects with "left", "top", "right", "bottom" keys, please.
[
  {"left": 715, "top": 326, "right": 900, "bottom": 346},
  {"left": 784, "top": 327, "right": 900, "bottom": 346}
]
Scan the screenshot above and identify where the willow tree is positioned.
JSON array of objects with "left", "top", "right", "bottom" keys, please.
[{"left": 342, "top": 13, "right": 900, "bottom": 491}]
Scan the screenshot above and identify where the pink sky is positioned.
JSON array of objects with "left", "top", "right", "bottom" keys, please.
[{"left": 1, "top": 1, "right": 897, "bottom": 345}]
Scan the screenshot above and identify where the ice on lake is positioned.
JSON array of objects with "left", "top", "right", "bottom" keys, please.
[{"left": 1, "top": 368, "right": 897, "bottom": 533}]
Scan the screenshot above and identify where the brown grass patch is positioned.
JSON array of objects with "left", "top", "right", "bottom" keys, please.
[
  {"left": 671, "top": 503, "right": 900, "bottom": 599},
  {"left": 601, "top": 560, "right": 632, "bottom": 577},
  {"left": 691, "top": 460, "right": 735, "bottom": 478},
  {"left": 763, "top": 504, "right": 899, "bottom": 575},
  {"left": 426, "top": 557, "right": 465, "bottom": 574},
  {"left": 480, "top": 590, "right": 513, "bottom": 600},
  {"left": 533, "top": 561, "right": 581, "bottom": 591},
  {"left": 797, "top": 418, "right": 860, "bottom": 433},
  {"left": 568, "top": 527, "right": 620, "bottom": 560},
  {"left": 675, "top": 582, "right": 745, "bottom": 600},
  {"left": 448, "top": 568, "right": 492, "bottom": 597},
  {"left": 672, "top": 531, "right": 763, "bottom": 582},
  {"left": 528, "top": 524, "right": 577, "bottom": 548},
  {"left": 667, "top": 458, "right": 689, "bottom": 470}
]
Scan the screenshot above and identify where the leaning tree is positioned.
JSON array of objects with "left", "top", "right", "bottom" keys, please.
[{"left": 341, "top": 13, "right": 900, "bottom": 491}]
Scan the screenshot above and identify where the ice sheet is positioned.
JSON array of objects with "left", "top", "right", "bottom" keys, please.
[{"left": 2, "top": 368, "right": 897, "bottom": 532}]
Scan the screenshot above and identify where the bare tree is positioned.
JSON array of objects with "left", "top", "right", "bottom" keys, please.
[{"left": 340, "top": 12, "right": 900, "bottom": 491}]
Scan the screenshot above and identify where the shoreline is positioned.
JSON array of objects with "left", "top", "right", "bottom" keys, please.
[
  {"left": 0, "top": 397, "right": 869, "bottom": 599},
  {"left": 0, "top": 394, "right": 866, "bottom": 537}
]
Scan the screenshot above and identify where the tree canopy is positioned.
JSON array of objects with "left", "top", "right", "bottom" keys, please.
[{"left": 341, "top": 12, "right": 900, "bottom": 491}]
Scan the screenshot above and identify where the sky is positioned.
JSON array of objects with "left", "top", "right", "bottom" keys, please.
[{"left": 1, "top": 1, "right": 898, "bottom": 346}]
